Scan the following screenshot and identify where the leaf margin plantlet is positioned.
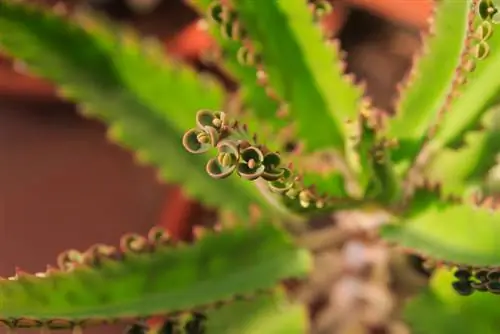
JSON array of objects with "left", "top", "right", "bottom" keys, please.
[{"left": 0, "top": 223, "right": 311, "bottom": 330}]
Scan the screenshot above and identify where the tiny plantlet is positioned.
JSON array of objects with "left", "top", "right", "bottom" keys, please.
[{"left": 0, "top": 0, "right": 499, "bottom": 332}]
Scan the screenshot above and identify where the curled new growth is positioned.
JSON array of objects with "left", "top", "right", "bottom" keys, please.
[
  {"left": 474, "top": 0, "right": 499, "bottom": 59},
  {"left": 452, "top": 267, "right": 500, "bottom": 296},
  {"left": 182, "top": 109, "right": 331, "bottom": 209}
]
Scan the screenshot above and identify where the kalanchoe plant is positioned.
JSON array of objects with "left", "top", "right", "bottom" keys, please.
[{"left": 0, "top": 0, "right": 499, "bottom": 333}]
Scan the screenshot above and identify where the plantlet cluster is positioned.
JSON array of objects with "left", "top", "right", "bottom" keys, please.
[
  {"left": 0, "top": 0, "right": 499, "bottom": 332},
  {"left": 182, "top": 109, "right": 354, "bottom": 211}
]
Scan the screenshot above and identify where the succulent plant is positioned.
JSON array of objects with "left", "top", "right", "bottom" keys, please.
[{"left": 0, "top": 0, "right": 499, "bottom": 333}]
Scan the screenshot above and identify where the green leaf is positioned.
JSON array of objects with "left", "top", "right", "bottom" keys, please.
[
  {"left": 355, "top": 119, "right": 402, "bottom": 202},
  {"left": 191, "top": 0, "right": 356, "bottom": 199},
  {"left": 187, "top": 0, "right": 286, "bottom": 146},
  {"left": 0, "top": 223, "right": 311, "bottom": 321},
  {"left": 366, "top": 149, "right": 402, "bottom": 204},
  {"left": 231, "top": 0, "right": 364, "bottom": 153},
  {"left": 431, "top": 17, "right": 500, "bottom": 148},
  {"left": 380, "top": 185, "right": 500, "bottom": 266},
  {"left": 404, "top": 269, "right": 500, "bottom": 334},
  {"left": 204, "top": 289, "right": 308, "bottom": 334},
  {"left": 385, "top": 0, "right": 476, "bottom": 167},
  {"left": 424, "top": 106, "right": 500, "bottom": 197},
  {"left": 301, "top": 172, "right": 348, "bottom": 198},
  {"left": 484, "top": 159, "right": 500, "bottom": 194},
  {"left": 0, "top": 0, "right": 272, "bottom": 219}
]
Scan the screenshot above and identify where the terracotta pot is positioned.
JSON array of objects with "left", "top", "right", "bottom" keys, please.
[{"left": 342, "top": 0, "right": 432, "bottom": 29}]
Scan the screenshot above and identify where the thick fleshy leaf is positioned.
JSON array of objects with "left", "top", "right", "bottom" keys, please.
[
  {"left": 431, "top": 9, "right": 500, "bottom": 148},
  {"left": 0, "top": 0, "right": 273, "bottom": 219},
  {"left": 204, "top": 290, "right": 308, "bottom": 334},
  {"left": 385, "top": 0, "right": 477, "bottom": 170},
  {"left": 380, "top": 185, "right": 500, "bottom": 266},
  {"left": 365, "top": 148, "right": 402, "bottom": 204},
  {"left": 188, "top": 0, "right": 285, "bottom": 147},
  {"left": 232, "top": 0, "right": 364, "bottom": 153},
  {"left": 356, "top": 119, "right": 402, "bottom": 203},
  {"left": 0, "top": 223, "right": 311, "bottom": 321},
  {"left": 424, "top": 106, "right": 500, "bottom": 197},
  {"left": 404, "top": 269, "right": 500, "bottom": 334}
]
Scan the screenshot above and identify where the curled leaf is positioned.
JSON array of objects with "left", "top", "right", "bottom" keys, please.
[
  {"left": 83, "top": 244, "right": 117, "bottom": 266},
  {"left": 182, "top": 127, "right": 218, "bottom": 154},
  {"left": 238, "top": 146, "right": 265, "bottom": 180},
  {"left": 268, "top": 168, "right": 295, "bottom": 193},
  {"left": 120, "top": 234, "right": 149, "bottom": 253},
  {"left": 452, "top": 280, "right": 475, "bottom": 296},
  {"left": 236, "top": 46, "right": 258, "bottom": 66},
  {"left": 478, "top": 0, "right": 498, "bottom": 21},
  {"left": 313, "top": 0, "right": 333, "bottom": 19},
  {"left": 196, "top": 109, "right": 227, "bottom": 130},
  {"left": 216, "top": 140, "right": 240, "bottom": 166},
  {"left": 206, "top": 141, "right": 239, "bottom": 179},
  {"left": 220, "top": 19, "right": 244, "bottom": 41},
  {"left": 56, "top": 250, "right": 83, "bottom": 271},
  {"left": 475, "top": 40, "right": 490, "bottom": 59},
  {"left": 454, "top": 268, "right": 472, "bottom": 280},
  {"left": 147, "top": 226, "right": 172, "bottom": 246},
  {"left": 449, "top": 267, "right": 500, "bottom": 295},
  {"left": 487, "top": 281, "right": 500, "bottom": 293},
  {"left": 487, "top": 269, "right": 500, "bottom": 279},
  {"left": 470, "top": 269, "right": 489, "bottom": 292},
  {"left": 476, "top": 20, "right": 493, "bottom": 40},
  {"left": 207, "top": 1, "right": 224, "bottom": 24},
  {"left": 262, "top": 152, "right": 285, "bottom": 181},
  {"left": 206, "top": 158, "right": 237, "bottom": 179}
]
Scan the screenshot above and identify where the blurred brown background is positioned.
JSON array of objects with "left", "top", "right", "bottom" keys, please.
[{"left": 0, "top": 0, "right": 425, "bottom": 332}]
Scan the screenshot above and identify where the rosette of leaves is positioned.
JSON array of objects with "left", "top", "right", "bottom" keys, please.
[{"left": 0, "top": 0, "right": 500, "bottom": 333}]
